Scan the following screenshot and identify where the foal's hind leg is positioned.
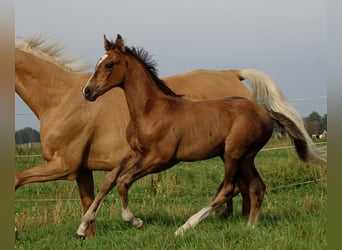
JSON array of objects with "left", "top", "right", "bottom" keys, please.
[
  {"left": 240, "top": 160, "right": 266, "bottom": 226},
  {"left": 215, "top": 178, "right": 251, "bottom": 219},
  {"left": 247, "top": 168, "right": 265, "bottom": 226},
  {"left": 175, "top": 157, "right": 239, "bottom": 236},
  {"left": 239, "top": 179, "right": 251, "bottom": 218},
  {"left": 215, "top": 156, "right": 250, "bottom": 220},
  {"left": 214, "top": 180, "right": 240, "bottom": 219}
]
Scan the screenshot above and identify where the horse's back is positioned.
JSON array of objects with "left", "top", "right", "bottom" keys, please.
[
  {"left": 164, "top": 69, "right": 254, "bottom": 101},
  {"left": 169, "top": 97, "right": 272, "bottom": 160}
]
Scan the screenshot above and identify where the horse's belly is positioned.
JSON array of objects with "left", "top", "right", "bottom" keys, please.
[{"left": 176, "top": 136, "right": 224, "bottom": 161}]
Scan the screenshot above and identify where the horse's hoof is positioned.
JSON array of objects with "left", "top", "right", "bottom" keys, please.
[
  {"left": 247, "top": 222, "right": 256, "bottom": 229},
  {"left": 132, "top": 218, "right": 144, "bottom": 229},
  {"left": 215, "top": 206, "right": 231, "bottom": 220},
  {"left": 75, "top": 233, "right": 86, "bottom": 240},
  {"left": 175, "top": 227, "right": 185, "bottom": 237},
  {"left": 137, "top": 222, "right": 144, "bottom": 229}
]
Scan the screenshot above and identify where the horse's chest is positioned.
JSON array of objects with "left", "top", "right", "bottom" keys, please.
[{"left": 126, "top": 122, "right": 150, "bottom": 154}]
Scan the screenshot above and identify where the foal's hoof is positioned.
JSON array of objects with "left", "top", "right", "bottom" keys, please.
[
  {"left": 132, "top": 218, "right": 144, "bottom": 229},
  {"left": 215, "top": 206, "right": 232, "bottom": 220},
  {"left": 175, "top": 227, "right": 186, "bottom": 237},
  {"left": 75, "top": 233, "right": 86, "bottom": 240}
]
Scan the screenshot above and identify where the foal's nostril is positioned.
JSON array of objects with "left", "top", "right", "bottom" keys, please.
[
  {"left": 83, "top": 86, "right": 91, "bottom": 98},
  {"left": 84, "top": 87, "right": 90, "bottom": 95},
  {"left": 83, "top": 86, "right": 97, "bottom": 102}
]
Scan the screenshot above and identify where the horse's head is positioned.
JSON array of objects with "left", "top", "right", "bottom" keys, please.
[{"left": 83, "top": 34, "right": 127, "bottom": 101}]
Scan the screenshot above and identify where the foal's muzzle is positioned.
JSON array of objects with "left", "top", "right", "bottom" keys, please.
[{"left": 83, "top": 86, "right": 98, "bottom": 102}]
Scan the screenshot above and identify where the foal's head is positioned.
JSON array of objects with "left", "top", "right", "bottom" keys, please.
[{"left": 83, "top": 34, "right": 127, "bottom": 101}]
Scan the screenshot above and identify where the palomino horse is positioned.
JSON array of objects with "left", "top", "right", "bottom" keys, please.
[
  {"left": 15, "top": 35, "right": 273, "bottom": 237},
  {"left": 77, "top": 35, "right": 326, "bottom": 237}
]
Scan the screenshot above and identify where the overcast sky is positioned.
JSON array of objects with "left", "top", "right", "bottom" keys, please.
[{"left": 15, "top": 0, "right": 327, "bottom": 131}]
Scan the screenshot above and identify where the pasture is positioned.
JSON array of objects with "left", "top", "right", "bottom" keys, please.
[{"left": 15, "top": 137, "right": 327, "bottom": 249}]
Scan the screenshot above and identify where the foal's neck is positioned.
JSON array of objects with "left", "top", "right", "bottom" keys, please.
[{"left": 122, "top": 57, "right": 166, "bottom": 120}]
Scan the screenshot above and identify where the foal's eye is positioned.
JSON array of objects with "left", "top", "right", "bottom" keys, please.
[{"left": 105, "top": 62, "right": 114, "bottom": 69}]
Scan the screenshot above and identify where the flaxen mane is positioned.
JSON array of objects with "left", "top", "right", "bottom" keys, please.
[{"left": 16, "top": 35, "right": 88, "bottom": 73}]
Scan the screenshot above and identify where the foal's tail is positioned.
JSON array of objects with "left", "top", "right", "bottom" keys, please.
[
  {"left": 238, "top": 69, "right": 326, "bottom": 165},
  {"left": 269, "top": 111, "right": 308, "bottom": 162}
]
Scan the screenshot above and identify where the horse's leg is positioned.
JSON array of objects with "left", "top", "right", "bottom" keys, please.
[
  {"left": 245, "top": 162, "right": 266, "bottom": 226},
  {"left": 15, "top": 158, "right": 79, "bottom": 238},
  {"left": 116, "top": 155, "right": 176, "bottom": 228},
  {"left": 76, "top": 167, "right": 121, "bottom": 238},
  {"left": 175, "top": 156, "right": 238, "bottom": 236},
  {"left": 76, "top": 170, "right": 96, "bottom": 239},
  {"left": 215, "top": 178, "right": 251, "bottom": 219},
  {"left": 239, "top": 180, "right": 251, "bottom": 218},
  {"left": 15, "top": 158, "right": 78, "bottom": 190},
  {"left": 215, "top": 155, "right": 251, "bottom": 220},
  {"left": 76, "top": 152, "right": 141, "bottom": 238},
  {"left": 238, "top": 158, "right": 265, "bottom": 226},
  {"left": 116, "top": 171, "right": 144, "bottom": 229},
  {"left": 214, "top": 156, "right": 237, "bottom": 219},
  {"left": 214, "top": 179, "right": 239, "bottom": 219}
]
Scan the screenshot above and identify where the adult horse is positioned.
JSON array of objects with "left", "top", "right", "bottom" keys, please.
[
  {"left": 77, "top": 35, "right": 326, "bottom": 237},
  {"left": 15, "top": 35, "right": 264, "bottom": 237}
]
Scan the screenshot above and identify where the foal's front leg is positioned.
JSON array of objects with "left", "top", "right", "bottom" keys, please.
[
  {"left": 116, "top": 154, "right": 171, "bottom": 229},
  {"left": 116, "top": 168, "right": 145, "bottom": 228},
  {"left": 76, "top": 168, "right": 119, "bottom": 238}
]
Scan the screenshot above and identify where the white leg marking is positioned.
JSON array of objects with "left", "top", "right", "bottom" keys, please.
[
  {"left": 121, "top": 206, "right": 134, "bottom": 222},
  {"left": 76, "top": 198, "right": 103, "bottom": 237},
  {"left": 121, "top": 206, "right": 143, "bottom": 228},
  {"left": 175, "top": 206, "right": 213, "bottom": 236}
]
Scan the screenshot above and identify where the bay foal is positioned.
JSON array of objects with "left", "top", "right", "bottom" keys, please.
[{"left": 77, "top": 35, "right": 316, "bottom": 237}]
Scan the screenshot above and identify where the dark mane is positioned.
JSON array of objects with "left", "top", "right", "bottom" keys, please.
[
  {"left": 126, "top": 46, "right": 182, "bottom": 97},
  {"left": 109, "top": 39, "right": 181, "bottom": 97}
]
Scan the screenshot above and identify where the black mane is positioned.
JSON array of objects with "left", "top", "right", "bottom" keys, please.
[
  {"left": 126, "top": 46, "right": 182, "bottom": 97},
  {"left": 109, "top": 39, "right": 181, "bottom": 97}
]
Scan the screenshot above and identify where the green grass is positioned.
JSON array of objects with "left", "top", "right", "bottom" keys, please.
[{"left": 15, "top": 138, "right": 327, "bottom": 249}]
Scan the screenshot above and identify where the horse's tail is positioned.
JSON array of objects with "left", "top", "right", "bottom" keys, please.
[
  {"left": 238, "top": 69, "right": 326, "bottom": 165},
  {"left": 269, "top": 111, "right": 308, "bottom": 162}
]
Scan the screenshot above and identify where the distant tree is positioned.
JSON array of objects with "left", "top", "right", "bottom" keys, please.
[
  {"left": 15, "top": 127, "right": 40, "bottom": 144},
  {"left": 321, "top": 114, "right": 327, "bottom": 131},
  {"left": 304, "top": 111, "right": 327, "bottom": 135}
]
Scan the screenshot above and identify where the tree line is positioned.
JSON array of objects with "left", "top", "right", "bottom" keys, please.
[
  {"left": 303, "top": 111, "right": 327, "bottom": 136},
  {"left": 15, "top": 111, "right": 327, "bottom": 144},
  {"left": 15, "top": 127, "right": 41, "bottom": 144}
]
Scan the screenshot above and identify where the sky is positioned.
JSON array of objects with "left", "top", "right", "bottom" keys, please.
[{"left": 15, "top": 0, "right": 327, "bottom": 131}]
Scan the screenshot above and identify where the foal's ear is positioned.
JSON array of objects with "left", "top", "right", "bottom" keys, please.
[
  {"left": 115, "top": 34, "right": 126, "bottom": 52},
  {"left": 104, "top": 35, "right": 114, "bottom": 51}
]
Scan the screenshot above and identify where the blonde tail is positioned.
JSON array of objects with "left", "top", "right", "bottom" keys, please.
[{"left": 239, "top": 69, "right": 326, "bottom": 165}]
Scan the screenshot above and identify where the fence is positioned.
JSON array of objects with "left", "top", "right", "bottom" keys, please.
[
  {"left": 15, "top": 95, "right": 327, "bottom": 202},
  {"left": 15, "top": 141, "right": 327, "bottom": 203}
]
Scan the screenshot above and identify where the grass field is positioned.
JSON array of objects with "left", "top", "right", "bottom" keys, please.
[{"left": 15, "top": 138, "right": 327, "bottom": 249}]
